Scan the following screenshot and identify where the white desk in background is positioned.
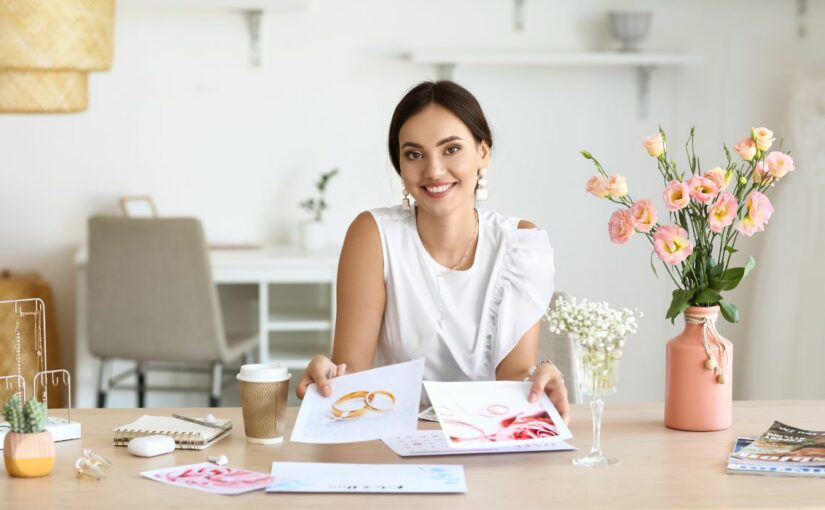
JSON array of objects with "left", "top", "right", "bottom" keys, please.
[{"left": 73, "top": 246, "right": 339, "bottom": 408}]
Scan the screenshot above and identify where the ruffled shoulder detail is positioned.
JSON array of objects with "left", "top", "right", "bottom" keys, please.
[{"left": 479, "top": 227, "right": 555, "bottom": 374}]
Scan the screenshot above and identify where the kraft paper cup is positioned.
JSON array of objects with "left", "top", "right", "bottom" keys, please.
[{"left": 237, "top": 362, "right": 291, "bottom": 444}]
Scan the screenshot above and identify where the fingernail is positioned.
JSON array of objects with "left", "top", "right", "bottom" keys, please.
[{"left": 528, "top": 392, "right": 537, "bottom": 403}]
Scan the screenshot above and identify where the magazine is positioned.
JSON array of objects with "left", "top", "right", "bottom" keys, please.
[
  {"left": 730, "top": 421, "right": 825, "bottom": 467},
  {"left": 727, "top": 437, "right": 825, "bottom": 477}
]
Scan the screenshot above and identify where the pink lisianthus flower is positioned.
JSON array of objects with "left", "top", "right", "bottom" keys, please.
[
  {"left": 765, "top": 151, "right": 795, "bottom": 179},
  {"left": 734, "top": 137, "right": 757, "bottom": 161},
  {"left": 643, "top": 133, "right": 665, "bottom": 157},
  {"left": 753, "top": 127, "right": 775, "bottom": 152},
  {"left": 608, "top": 209, "right": 635, "bottom": 244},
  {"left": 704, "top": 166, "right": 731, "bottom": 191},
  {"left": 630, "top": 199, "right": 658, "bottom": 233},
  {"left": 653, "top": 225, "right": 693, "bottom": 265},
  {"left": 605, "top": 174, "right": 628, "bottom": 198},
  {"left": 736, "top": 191, "right": 775, "bottom": 236},
  {"left": 687, "top": 175, "right": 719, "bottom": 204},
  {"left": 752, "top": 160, "right": 768, "bottom": 184},
  {"left": 663, "top": 180, "right": 690, "bottom": 211},
  {"left": 585, "top": 175, "right": 610, "bottom": 198},
  {"left": 707, "top": 192, "right": 738, "bottom": 233}
]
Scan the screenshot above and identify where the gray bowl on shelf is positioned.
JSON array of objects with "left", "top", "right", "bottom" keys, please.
[{"left": 608, "top": 11, "right": 653, "bottom": 52}]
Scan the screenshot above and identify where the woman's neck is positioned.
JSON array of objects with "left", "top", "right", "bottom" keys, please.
[{"left": 415, "top": 204, "right": 478, "bottom": 270}]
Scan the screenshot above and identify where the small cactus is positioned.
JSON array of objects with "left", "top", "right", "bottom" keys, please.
[{"left": 2, "top": 396, "right": 48, "bottom": 433}]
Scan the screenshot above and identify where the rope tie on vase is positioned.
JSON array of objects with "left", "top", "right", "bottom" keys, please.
[{"left": 685, "top": 311, "right": 729, "bottom": 384}]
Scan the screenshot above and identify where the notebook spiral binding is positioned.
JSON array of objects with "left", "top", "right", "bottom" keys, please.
[{"left": 113, "top": 429, "right": 202, "bottom": 449}]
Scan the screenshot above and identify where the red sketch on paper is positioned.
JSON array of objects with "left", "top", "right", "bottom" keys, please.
[
  {"left": 446, "top": 407, "right": 559, "bottom": 444},
  {"left": 161, "top": 466, "right": 272, "bottom": 489}
]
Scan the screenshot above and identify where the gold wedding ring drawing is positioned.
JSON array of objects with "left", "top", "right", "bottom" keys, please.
[{"left": 331, "top": 390, "right": 396, "bottom": 420}]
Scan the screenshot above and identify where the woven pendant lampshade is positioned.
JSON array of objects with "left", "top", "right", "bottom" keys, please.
[
  {"left": 0, "top": 71, "right": 87, "bottom": 113},
  {"left": 0, "top": 0, "right": 115, "bottom": 113}
]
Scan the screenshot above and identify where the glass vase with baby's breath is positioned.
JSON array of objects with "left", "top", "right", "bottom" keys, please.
[{"left": 545, "top": 296, "right": 642, "bottom": 467}]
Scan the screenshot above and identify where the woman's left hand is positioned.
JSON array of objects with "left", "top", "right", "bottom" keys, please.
[{"left": 528, "top": 363, "right": 570, "bottom": 425}]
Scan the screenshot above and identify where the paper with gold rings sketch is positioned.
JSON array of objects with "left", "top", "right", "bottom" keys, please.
[{"left": 290, "top": 358, "right": 424, "bottom": 444}]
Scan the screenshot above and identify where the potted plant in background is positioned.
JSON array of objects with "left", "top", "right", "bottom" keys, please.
[
  {"left": 2, "top": 395, "right": 55, "bottom": 477},
  {"left": 298, "top": 168, "right": 339, "bottom": 251},
  {"left": 581, "top": 126, "right": 795, "bottom": 431}
]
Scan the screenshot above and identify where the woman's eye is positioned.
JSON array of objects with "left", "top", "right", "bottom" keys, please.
[
  {"left": 404, "top": 151, "right": 423, "bottom": 160},
  {"left": 445, "top": 145, "right": 461, "bottom": 155}
]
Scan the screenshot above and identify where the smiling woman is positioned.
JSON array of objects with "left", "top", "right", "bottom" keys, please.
[{"left": 295, "top": 81, "right": 569, "bottom": 423}]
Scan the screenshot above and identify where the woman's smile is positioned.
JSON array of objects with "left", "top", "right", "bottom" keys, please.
[{"left": 421, "top": 181, "right": 457, "bottom": 199}]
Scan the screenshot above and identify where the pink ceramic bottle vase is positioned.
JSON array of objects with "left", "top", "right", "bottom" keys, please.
[{"left": 665, "top": 305, "right": 733, "bottom": 431}]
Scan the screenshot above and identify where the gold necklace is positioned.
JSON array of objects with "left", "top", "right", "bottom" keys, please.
[{"left": 418, "top": 209, "right": 479, "bottom": 273}]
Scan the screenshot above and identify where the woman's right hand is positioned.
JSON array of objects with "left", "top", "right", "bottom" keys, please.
[{"left": 295, "top": 355, "right": 347, "bottom": 399}]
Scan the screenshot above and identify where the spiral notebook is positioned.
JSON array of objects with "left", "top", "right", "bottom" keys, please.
[{"left": 113, "top": 415, "right": 232, "bottom": 450}]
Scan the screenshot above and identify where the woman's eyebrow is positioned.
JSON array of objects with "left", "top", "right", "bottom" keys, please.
[{"left": 400, "top": 136, "right": 463, "bottom": 149}]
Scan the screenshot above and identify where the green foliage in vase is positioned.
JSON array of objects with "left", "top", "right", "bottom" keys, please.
[{"left": 299, "top": 168, "right": 340, "bottom": 222}]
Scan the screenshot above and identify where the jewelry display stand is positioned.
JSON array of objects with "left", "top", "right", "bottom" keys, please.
[{"left": 0, "top": 298, "right": 81, "bottom": 448}]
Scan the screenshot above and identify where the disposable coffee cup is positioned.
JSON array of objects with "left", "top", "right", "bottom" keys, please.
[{"left": 237, "top": 362, "right": 291, "bottom": 444}]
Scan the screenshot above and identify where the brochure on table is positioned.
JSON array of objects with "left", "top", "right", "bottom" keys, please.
[
  {"left": 290, "top": 358, "right": 424, "bottom": 444},
  {"left": 266, "top": 462, "right": 467, "bottom": 493},
  {"left": 423, "top": 380, "right": 572, "bottom": 449},
  {"left": 141, "top": 462, "right": 273, "bottom": 495},
  {"left": 383, "top": 429, "right": 576, "bottom": 457}
]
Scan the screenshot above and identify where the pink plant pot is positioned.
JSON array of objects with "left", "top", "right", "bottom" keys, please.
[{"left": 665, "top": 306, "right": 733, "bottom": 431}]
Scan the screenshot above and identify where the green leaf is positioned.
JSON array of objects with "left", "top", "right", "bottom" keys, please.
[
  {"left": 719, "top": 300, "right": 740, "bottom": 323},
  {"left": 649, "top": 251, "right": 659, "bottom": 279},
  {"left": 724, "top": 246, "right": 738, "bottom": 254},
  {"left": 694, "top": 287, "right": 722, "bottom": 305},
  {"left": 666, "top": 288, "right": 696, "bottom": 322},
  {"left": 743, "top": 255, "right": 756, "bottom": 279}
]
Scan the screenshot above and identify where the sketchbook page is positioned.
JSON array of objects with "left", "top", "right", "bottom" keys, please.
[
  {"left": 266, "top": 462, "right": 466, "bottom": 493},
  {"left": 423, "top": 380, "right": 573, "bottom": 449},
  {"left": 382, "top": 429, "right": 576, "bottom": 457},
  {"left": 290, "top": 358, "right": 424, "bottom": 444}
]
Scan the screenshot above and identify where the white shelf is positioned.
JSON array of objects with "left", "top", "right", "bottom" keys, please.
[
  {"left": 123, "top": 0, "right": 307, "bottom": 11},
  {"left": 408, "top": 50, "right": 700, "bottom": 67},
  {"left": 406, "top": 50, "right": 701, "bottom": 119},
  {"left": 267, "top": 348, "right": 319, "bottom": 371},
  {"left": 268, "top": 309, "right": 331, "bottom": 332}
]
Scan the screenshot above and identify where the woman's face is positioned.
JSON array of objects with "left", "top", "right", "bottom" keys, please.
[{"left": 398, "top": 104, "right": 489, "bottom": 217}]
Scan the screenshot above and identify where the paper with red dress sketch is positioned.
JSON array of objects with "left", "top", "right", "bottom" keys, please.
[
  {"left": 141, "top": 462, "right": 273, "bottom": 495},
  {"left": 423, "top": 380, "right": 573, "bottom": 449}
]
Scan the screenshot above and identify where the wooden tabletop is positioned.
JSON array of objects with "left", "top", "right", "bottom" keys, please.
[{"left": 3, "top": 401, "right": 825, "bottom": 509}]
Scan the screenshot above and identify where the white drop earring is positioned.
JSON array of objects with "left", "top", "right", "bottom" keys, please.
[
  {"left": 401, "top": 188, "right": 411, "bottom": 210},
  {"left": 475, "top": 167, "right": 488, "bottom": 201}
]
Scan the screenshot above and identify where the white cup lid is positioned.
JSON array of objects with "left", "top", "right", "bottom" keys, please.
[{"left": 237, "top": 362, "right": 291, "bottom": 383}]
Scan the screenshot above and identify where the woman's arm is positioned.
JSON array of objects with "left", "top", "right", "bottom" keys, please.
[
  {"left": 295, "top": 211, "right": 386, "bottom": 398},
  {"left": 330, "top": 212, "right": 387, "bottom": 370}
]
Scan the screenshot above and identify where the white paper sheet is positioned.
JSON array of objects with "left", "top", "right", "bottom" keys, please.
[
  {"left": 141, "top": 462, "right": 272, "bottom": 495},
  {"left": 423, "top": 380, "right": 573, "bottom": 449},
  {"left": 382, "top": 429, "right": 576, "bottom": 456},
  {"left": 266, "top": 462, "right": 466, "bottom": 493},
  {"left": 290, "top": 358, "right": 424, "bottom": 443}
]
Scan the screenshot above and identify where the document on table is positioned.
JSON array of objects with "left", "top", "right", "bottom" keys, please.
[
  {"left": 290, "top": 358, "right": 424, "bottom": 443},
  {"left": 141, "top": 462, "right": 272, "bottom": 495},
  {"left": 383, "top": 429, "right": 576, "bottom": 457},
  {"left": 266, "top": 462, "right": 467, "bottom": 493},
  {"left": 424, "top": 380, "right": 573, "bottom": 449}
]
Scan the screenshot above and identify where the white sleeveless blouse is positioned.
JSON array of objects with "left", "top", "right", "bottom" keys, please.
[{"left": 369, "top": 205, "right": 555, "bottom": 383}]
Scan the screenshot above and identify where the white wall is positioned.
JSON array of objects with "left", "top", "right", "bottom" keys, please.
[{"left": 1, "top": 0, "right": 821, "bottom": 406}]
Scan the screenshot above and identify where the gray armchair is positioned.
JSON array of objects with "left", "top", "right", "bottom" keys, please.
[{"left": 87, "top": 216, "right": 257, "bottom": 407}]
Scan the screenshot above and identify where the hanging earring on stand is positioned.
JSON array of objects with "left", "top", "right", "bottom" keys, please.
[
  {"left": 476, "top": 168, "right": 489, "bottom": 202},
  {"left": 401, "top": 188, "right": 412, "bottom": 211}
]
